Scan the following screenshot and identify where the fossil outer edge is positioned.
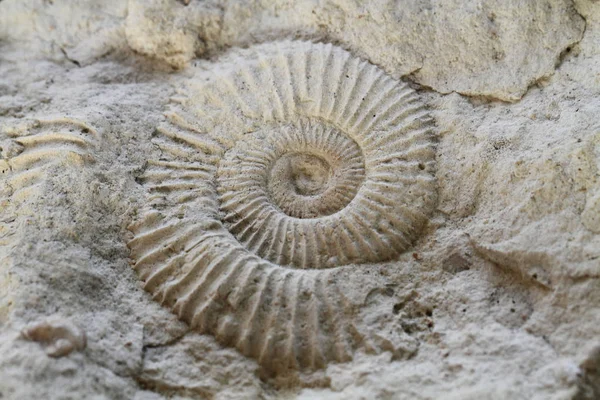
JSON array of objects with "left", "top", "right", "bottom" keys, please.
[{"left": 128, "top": 41, "right": 437, "bottom": 373}]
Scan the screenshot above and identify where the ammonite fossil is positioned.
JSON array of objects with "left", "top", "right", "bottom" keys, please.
[{"left": 128, "top": 41, "right": 436, "bottom": 372}]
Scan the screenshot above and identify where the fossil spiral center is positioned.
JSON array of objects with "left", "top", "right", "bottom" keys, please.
[
  {"left": 216, "top": 121, "right": 368, "bottom": 266},
  {"left": 271, "top": 152, "right": 332, "bottom": 197}
]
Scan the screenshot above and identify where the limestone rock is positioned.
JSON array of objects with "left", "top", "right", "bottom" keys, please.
[{"left": 0, "top": 0, "right": 599, "bottom": 399}]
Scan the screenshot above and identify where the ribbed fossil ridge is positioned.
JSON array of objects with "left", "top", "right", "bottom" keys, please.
[
  {"left": 0, "top": 118, "right": 97, "bottom": 206},
  {"left": 128, "top": 41, "right": 437, "bottom": 372}
]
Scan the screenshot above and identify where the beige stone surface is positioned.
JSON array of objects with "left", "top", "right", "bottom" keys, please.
[{"left": 0, "top": 0, "right": 599, "bottom": 399}]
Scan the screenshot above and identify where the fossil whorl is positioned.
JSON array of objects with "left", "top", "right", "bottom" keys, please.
[{"left": 128, "top": 41, "right": 436, "bottom": 372}]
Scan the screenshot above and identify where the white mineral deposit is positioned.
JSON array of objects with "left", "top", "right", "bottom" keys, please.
[{"left": 0, "top": 1, "right": 598, "bottom": 399}]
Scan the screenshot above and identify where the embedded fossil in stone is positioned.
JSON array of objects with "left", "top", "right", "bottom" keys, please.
[
  {"left": 0, "top": 118, "right": 98, "bottom": 205},
  {"left": 20, "top": 318, "right": 87, "bottom": 358},
  {"left": 128, "top": 41, "right": 437, "bottom": 372}
]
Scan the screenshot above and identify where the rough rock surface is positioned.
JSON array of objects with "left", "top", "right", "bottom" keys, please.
[{"left": 0, "top": 0, "right": 599, "bottom": 399}]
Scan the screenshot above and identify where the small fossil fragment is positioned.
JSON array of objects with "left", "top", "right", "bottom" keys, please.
[
  {"left": 129, "top": 41, "right": 437, "bottom": 372},
  {"left": 0, "top": 117, "right": 98, "bottom": 205},
  {"left": 21, "top": 318, "right": 87, "bottom": 358}
]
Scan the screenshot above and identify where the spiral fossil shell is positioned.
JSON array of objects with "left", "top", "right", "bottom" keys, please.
[{"left": 128, "top": 41, "right": 436, "bottom": 372}]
